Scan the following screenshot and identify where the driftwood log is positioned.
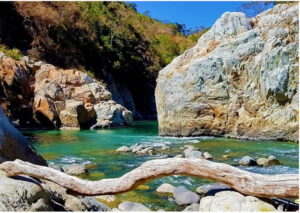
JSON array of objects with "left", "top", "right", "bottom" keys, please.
[{"left": 0, "top": 158, "right": 298, "bottom": 198}]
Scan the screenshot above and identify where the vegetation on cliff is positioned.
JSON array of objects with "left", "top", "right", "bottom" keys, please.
[{"left": 0, "top": 2, "right": 207, "bottom": 119}]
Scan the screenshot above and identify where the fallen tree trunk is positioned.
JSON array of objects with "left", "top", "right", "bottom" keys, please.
[{"left": 0, "top": 158, "right": 298, "bottom": 198}]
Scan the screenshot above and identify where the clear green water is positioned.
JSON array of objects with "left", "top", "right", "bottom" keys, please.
[{"left": 22, "top": 121, "right": 299, "bottom": 211}]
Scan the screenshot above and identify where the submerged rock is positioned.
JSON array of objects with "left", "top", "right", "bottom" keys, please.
[
  {"left": 199, "top": 191, "right": 277, "bottom": 211},
  {"left": 173, "top": 186, "right": 200, "bottom": 205},
  {"left": 118, "top": 201, "right": 151, "bottom": 211},
  {"left": 155, "top": 4, "right": 299, "bottom": 142}
]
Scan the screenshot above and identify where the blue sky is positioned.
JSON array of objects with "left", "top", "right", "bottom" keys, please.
[{"left": 132, "top": 1, "right": 274, "bottom": 29}]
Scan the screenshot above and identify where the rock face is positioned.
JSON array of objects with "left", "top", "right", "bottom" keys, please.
[
  {"left": 0, "top": 53, "right": 133, "bottom": 129},
  {"left": 0, "top": 107, "right": 46, "bottom": 165},
  {"left": 199, "top": 191, "right": 277, "bottom": 211},
  {"left": 155, "top": 4, "right": 299, "bottom": 141}
]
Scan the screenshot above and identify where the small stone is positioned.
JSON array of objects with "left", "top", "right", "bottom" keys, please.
[
  {"left": 156, "top": 183, "right": 176, "bottom": 194},
  {"left": 257, "top": 158, "right": 268, "bottom": 166},
  {"left": 116, "top": 146, "right": 129, "bottom": 152},
  {"left": 118, "top": 201, "right": 151, "bottom": 211},
  {"left": 157, "top": 209, "right": 165, "bottom": 212},
  {"left": 183, "top": 203, "right": 199, "bottom": 211},
  {"left": 239, "top": 156, "right": 257, "bottom": 166},
  {"left": 62, "top": 164, "right": 87, "bottom": 176},
  {"left": 222, "top": 155, "right": 231, "bottom": 158},
  {"left": 161, "top": 145, "right": 170, "bottom": 150},
  {"left": 173, "top": 186, "right": 200, "bottom": 205},
  {"left": 196, "top": 182, "right": 231, "bottom": 195},
  {"left": 203, "top": 152, "right": 213, "bottom": 160},
  {"left": 183, "top": 148, "right": 203, "bottom": 159},
  {"left": 295, "top": 199, "right": 299, "bottom": 204},
  {"left": 49, "top": 164, "right": 62, "bottom": 171},
  {"left": 174, "top": 154, "right": 183, "bottom": 158}
]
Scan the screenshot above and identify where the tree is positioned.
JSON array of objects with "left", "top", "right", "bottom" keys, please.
[{"left": 238, "top": 1, "right": 274, "bottom": 17}]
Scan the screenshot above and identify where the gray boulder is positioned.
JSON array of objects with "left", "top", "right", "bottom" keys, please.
[
  {"left": 173, "top": 186, "right": 200, "bottom": 205},
  {"left": 0, "top": 171, "right": 52, "bottom": 211},
  {"left": 81, "top": 196, "right": 111, "bottom": 211},
  {"left": 118, "top": 201, "right": 151, "bottom": 211},
  {"left": 0, "top": 107, "right": 47, "bottom": 166}
]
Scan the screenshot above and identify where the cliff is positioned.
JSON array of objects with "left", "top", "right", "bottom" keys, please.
[
  {"left": 155, "top": 3, "right": 299, "bottom": 141},
  {"left": 0, "top": 53, "right": 132, "bottom": 129},
  {"left": 0, "top": 2, "right": 202, "bottom": 121}
]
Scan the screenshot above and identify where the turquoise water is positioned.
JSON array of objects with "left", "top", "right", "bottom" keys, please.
[{"left": 23, "top": 121, "right": 299, "bottom": 211}]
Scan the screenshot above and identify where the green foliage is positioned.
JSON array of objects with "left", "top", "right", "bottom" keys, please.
[
  {"left": 9, "top": 2, "right": 210, "bottom": 82},
  {"left": 0, "top": 45, "right": 23, "bottom": 60}
]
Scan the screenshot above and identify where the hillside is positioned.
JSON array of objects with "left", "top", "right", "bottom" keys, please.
[{"left": 0, "top": 2, "right": 201, "bottom": 121}]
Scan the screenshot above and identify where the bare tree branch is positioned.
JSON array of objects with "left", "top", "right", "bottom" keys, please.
[{"left": 0, "top": 158, "right": 298, "bottom": 198}]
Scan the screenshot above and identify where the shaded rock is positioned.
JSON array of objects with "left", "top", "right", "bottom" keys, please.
[
  {"left": 81, "top": 196, "right": 111, "bottom": 211},
  {"left": 239, "top": 156, "right": 257, "bottom": 166},
  {"left": 199, "top": 191, "right": 277, "bottom": 211},
  {"left": 196, "top": 183, "right": 231, "bottom": 195},
  {"left": 173, "top": 186, "right": 200, "bottom": 205},
  {"left": 156, "top": 183, "right": 176, "bottom": 194},
  {"left": 267, "top": 155, "right": 280, "bottom": 165},
  {"left": 0, "top": 107, "right": 47, "bottom": 165},
  {"left": 62, "top": 163, "right": 87, "bottom": 176},
  {"left": 118, "top": 201, "right": 151, "bottom": 211},
  {"left": 155, "top": 4, "right": 299, "bottom": 142},
  {"left": 183, "top": 203, "right": 199, "bottom": 211}
]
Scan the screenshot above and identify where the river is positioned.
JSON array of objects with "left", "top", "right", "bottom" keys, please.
[{"left": 22, "top": 121, "right": 299, "bottom": 211}]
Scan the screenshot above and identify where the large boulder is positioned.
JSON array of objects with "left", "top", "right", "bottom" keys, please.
[
  {"left": 199, "top": 191, "right": 277, "bottom": 211},
  {"left": 0, "top": 171, "right": 52, "bottom": 211},
  {"left": 155, "top": 4, "right": 299, "bottom": 141},
  {"left": 173, "top": 186, "right": 200, "bottom": 205},
  {"left": 0, "top": 107, "right": 47, "bottom": 165},
  {"left": 0, "top": 55, "right": 35, "bottom": 126}
]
